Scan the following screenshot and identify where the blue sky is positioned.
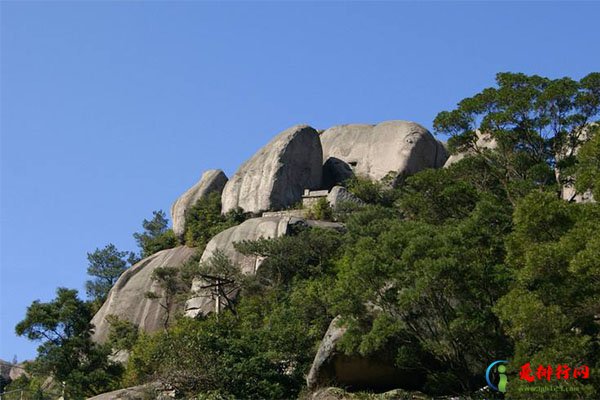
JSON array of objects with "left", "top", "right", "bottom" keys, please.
[{"left": 1, "top": 1, "right": 598, "bottom": 361}]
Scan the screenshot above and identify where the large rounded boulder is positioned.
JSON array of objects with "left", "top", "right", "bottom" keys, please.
[
  {"left": 320, "top": 120, "right": 447, "bottom": 185},
  {"left": 170, "top": 169, "right": 228, "bottom": 238},
  {"left": 221, "top": 125, "right": 323, "bottom": 214},
  {"left": 91, "top": 246, "right": 196, "bottom": 343}
]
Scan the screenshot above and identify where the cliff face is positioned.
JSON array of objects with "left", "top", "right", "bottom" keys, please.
[{"left": 91, "top": 246, "right": 196, "bottom": 343}]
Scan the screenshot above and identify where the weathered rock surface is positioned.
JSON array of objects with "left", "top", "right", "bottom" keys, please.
[
  {"left": 170, "top": 170, "right": 228, "bottom": 237},
  {"left": 326, "top": 186, "right": 364, "bottom": 209},
  {"left": 87, "top": 383, "right": 169, "bottom": 400},
  {"left": 221, "top": 125, "right": 323, "bottom": 214},
  {"left": 307, "top": 317, "right": 424, "bottom": 392},
  {"left": 185, "top": 216, "right": 344, "bottom": 318},
  {"left": 443, "top": 130, "right": 498, "bottom": 167},
  {"left": 91, "top": 246, "right": 196, "bottom": 343},
  {"left": 320, "top": 121, "right": 447, "bottom": 185}
]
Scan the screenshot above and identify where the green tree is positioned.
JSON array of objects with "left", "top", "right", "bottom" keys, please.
[
  {"left": 15, "top": 288, "right": 122, "bottom": 398},
  {"left": 493, "top": 192, "right": 600, "bottom": 399},
  {"left": 235, "top": 226, "right": 343, "bottom": 290},
  {"left": 345, "top": 175, "right": 399, "bottom": 206},
  {"left": 105, "top": 315, "right": 139, "bottom": 352},
  {"left": 133, "top": 210, "right": 178, "bottom": 258},
  {"left": 398, "top": 168, "right": 478, "bottom": 224},
  {"left": 331, "top": 198, "right": 513, "bottom": 394},
  {"left": 434, "top": 72, "right": 600, "bottom": 204},
  {"left": 145, "top": 266, "right": 188, "bottom": 331},
  {"left": 85, "top": 243, "right": 135, "bottom": 305},
  {"left": 195, "top": 250, "right": 245, "bottom": 316},
  {"left": 125, "top": 316, "right": 296, "bottom": 399}
]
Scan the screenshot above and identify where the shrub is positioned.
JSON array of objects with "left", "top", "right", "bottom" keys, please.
[
  {"left": 183, "top": 192, "right": 249, "bottom": 249},
  {"left": 305, "top": 197, "right": 333, "bottom": 221}
]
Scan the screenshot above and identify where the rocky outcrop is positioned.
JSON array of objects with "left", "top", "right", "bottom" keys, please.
[
  {"left": 185, "top": 216, "right": 306, "bottom": 317},
  {"left": 326, "top": 186, "right": 363, "bottom": 209},
  {"left": 320, "top": 121, "right": 447, "bottom": 186},
  {"left": 221, "top": 125, "right": 323, "bottom": 214},
  {"left": 91, "top": 246, "right": 196, "bottom": 343},
  {"left": 170, "top": 170, "right": 228, "bottom": 237},
  {"left": 307, "top": 317, "right": 424, "bottom": 392},
  {"left": 443, "top": 130, "right": 498, "bottom": 167}
]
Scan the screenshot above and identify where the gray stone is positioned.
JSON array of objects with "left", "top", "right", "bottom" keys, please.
[
  {"left": 307, "top": 317, "right": 424, "bottom": 391},
  {"left": 0, "top": 360, "right": 27, "bottom": 383},
  {"left": 320, "top": 121, "right": 447, "bottom": 186},
  {"left": 170, "top": 170, "right": 228, "bottom": 237},
  {"left": 221, "top": 125, "right": 323, "bottom": 214},
  {"left": 91, "top": 246, "right": 196, "bottom": 343},
  {"left": 326, "top": 186, "right": 363, "bottom": 209}
]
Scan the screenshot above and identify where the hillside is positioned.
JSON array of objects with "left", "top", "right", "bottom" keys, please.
[{"left": 5, "top": 72, "right": 600, "bottom": 400}]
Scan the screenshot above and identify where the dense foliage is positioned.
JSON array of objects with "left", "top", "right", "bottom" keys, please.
[
  {"left": 14, "top": 288, "right": 122, "bottom": 398},
  {"left": 183, "top": 192, "right": 249, "bottom": 249}
]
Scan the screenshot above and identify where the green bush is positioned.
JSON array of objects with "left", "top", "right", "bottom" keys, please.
[
  {"left": 125, "top": 316, "right": 296, "bottom": 399},
  {"left": 105, "top": 315, "right": 139, "bottom": 352},
  {"left": 305, "top": 197, "right": 333, "bottom": 221},
  {"left": 183, "top": 192, "right": 248, "bottom": 249},
  {"left": 345, "top": 176, "right": 399, "bottom": 206},
  {"left": 133, "top": 210, "right": 178, "bottom": 258}
]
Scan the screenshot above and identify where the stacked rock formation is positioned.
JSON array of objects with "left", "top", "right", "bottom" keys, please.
[{"left": 90, "top": 119, "right": 454, "bottom": 394}]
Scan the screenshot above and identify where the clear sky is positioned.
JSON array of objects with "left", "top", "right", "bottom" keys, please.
[{"left": 1, "top": 1, "right": 599, "bottom": 361}]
